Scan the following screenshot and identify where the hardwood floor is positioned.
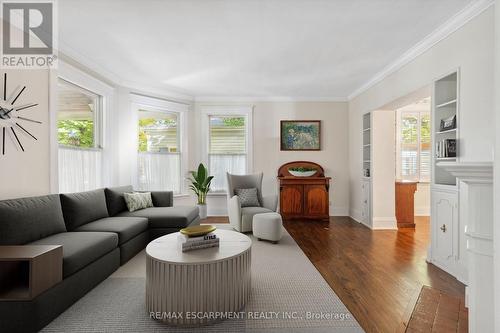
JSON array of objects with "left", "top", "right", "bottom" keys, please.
[
  {"left": 202, "top": 215, "right": 465, "bottom": 332},
  {"left": 201, "top": 216, "right": 230, "bottom": 224},
  {"left": 283, "top": 216, "right": 465, "bottom": 333}
]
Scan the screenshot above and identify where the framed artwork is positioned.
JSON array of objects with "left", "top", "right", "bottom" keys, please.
[{"left": 280, "top": 120, "right": 321, "bottom": 151}]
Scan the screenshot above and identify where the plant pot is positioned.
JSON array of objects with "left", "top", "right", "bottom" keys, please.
[{"left": 197, "top": 204, "right": 207, "bottom": 219}]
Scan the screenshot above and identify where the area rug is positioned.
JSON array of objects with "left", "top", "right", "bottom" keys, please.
[{"left": 42, "top": 225, "right": 363, "bottom": 332}]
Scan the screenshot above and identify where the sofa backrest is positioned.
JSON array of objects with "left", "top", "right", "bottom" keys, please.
[
  {"left": 104, "top": 185, "right": 134, "bottom": 216},
  {"left": 60, "top": 189, "right": 109, "bottom": 231},
  {"left": 0, "top": 194, "right": 67, "bottom": 245}
]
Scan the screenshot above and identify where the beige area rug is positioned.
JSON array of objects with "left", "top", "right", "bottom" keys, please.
[{"left": 42, "top": 225, "right": 363, "bottom": 332}]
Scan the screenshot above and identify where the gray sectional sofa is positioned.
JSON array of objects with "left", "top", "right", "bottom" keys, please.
[{"left": 0, "top": 186, "right": 199, "bottom": 333}]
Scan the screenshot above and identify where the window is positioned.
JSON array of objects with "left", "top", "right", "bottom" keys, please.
[
  {"left": 202, "top": 107, "right": 252, "bottom": 193},
  {"left": 398, "top": 111, "right": 430, "bottom": 182},
  {"left": 137, "top": 109, "right": 181, "bottom": 193},
  {"left": 209, "top": 116, "right": 247, "bottom": 192},
  {"left": 57, "top": 78, "right": 103, "bottom": 193},
  {"left": 57, "top": 79, "right": 101, "bottom": 149}
]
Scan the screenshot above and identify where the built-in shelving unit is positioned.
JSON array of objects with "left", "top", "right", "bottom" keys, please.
[
  {"left": 362, "top": 113, "right": 371, "bottom": 178},
  {"left": 429, "top": 69, "right": 462, "bottom": 284},
  {"left": 432, "top": 71, "right": 459, "bottom": 186},
  {"left": 361, "top": 112, "right": 371, "bottom": 226}
]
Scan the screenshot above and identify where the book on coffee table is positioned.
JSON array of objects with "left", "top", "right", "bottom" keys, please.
[{"left": 178, "top": 232, "right": 220, "bottom": 252}]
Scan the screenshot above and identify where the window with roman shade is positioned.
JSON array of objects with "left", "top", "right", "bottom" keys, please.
[
  {"left": 208, "top": 115, "right": 248, "bottom": 192},
  {"left": 137, "top": 109, "right": 181, "bottom": 193}
]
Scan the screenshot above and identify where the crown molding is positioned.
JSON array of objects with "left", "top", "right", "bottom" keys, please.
[
  {"left": 194, "top": 96, "right": 348, "bottom": 103},
  {"left": 347, "top": 0, "right": 495, "bottom": 101},
  {"left": 121, "top": 80, "right": 194, "bottom": 102}
]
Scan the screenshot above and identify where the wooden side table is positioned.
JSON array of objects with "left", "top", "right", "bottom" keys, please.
[
  {"left": 395, "top": 181, "right": 418, "bottom": 228},
  {"left": 0, "top": 245, "right": 63, "bottom": 300}
]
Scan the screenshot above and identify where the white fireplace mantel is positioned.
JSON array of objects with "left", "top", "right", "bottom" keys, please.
[
  {"left": 436, "top": 161, "right": 493, "bottom": 182},
  {"left": 437, "top": 161, "right": 493, "bottom": 333}
]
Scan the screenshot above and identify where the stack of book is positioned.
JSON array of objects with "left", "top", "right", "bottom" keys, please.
[
  {"left": 178, "top": 232, "right": 219, "bottom": 252},
  {"left": 436, "top": 139, "right": 457, "bottom": 158}
]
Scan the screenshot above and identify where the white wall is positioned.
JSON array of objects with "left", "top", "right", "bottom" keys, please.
[
  {"left": 349, "top": 7, "right": 495, "bottom": 221},
  {"left": 493, "top": 1, "right": 500, "bottom": 332},
  {"left": 185, "top": 101, "right": 350, "bottom": 216},
  {"left": 0, "top": 70, "right": 50, "bottom": 199},
  {"left": 370, "top": 110, "right": 396, "bottom": 228}
]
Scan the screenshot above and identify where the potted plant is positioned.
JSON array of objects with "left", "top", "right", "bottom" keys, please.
[
  {"left": 188, "top": 163, "right": 213, "bottom": 219},
  {"left": 288, "top": 166, "right": 317, "bottom": 177}
]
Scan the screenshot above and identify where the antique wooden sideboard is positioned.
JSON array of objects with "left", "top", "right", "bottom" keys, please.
[{"left": 277, "top": 161, "right": 331, "bottom": 221}]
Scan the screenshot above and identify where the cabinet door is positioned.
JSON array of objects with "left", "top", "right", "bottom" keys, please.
[
  {"left": 280, "top": 185, "right": 303, "bottom": 216},
  {"left": 361, "top": 181, "right": 370, "bottom": 223},
  {"left": 304, "top": 184, "right": 329, "bottom": 218},
  {"left": 431, "top": 190, "right": 457, "bottom": 272}
]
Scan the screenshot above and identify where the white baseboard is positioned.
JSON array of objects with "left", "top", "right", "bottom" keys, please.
[
  {"left": 349, "top": 208, "right": 362, "bottom": 222},
  {"left": 372, "top": 216, "right": 397, "bottom": 230},
  {"left": 348, "top": 209, "right": 372, "bottom": 228},
  {"left": 331, "top": 206, "right": 349, "bottom": 216}
]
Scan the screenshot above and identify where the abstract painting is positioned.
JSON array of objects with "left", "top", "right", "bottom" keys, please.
[{"left": 280, "top": 120, "right": 321, "bottom": 151}]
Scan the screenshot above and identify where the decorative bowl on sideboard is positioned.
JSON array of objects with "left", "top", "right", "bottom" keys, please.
[{"left": 288, "top": 169, "right": 317, "bottom": 177}]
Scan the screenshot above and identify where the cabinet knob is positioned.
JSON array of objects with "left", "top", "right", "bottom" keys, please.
[
  {"left": 364, "top": 200, "right": 367, "bottom": 204},
  {"left": 440, "top": 224, "right": 447, "bottom": 232}
]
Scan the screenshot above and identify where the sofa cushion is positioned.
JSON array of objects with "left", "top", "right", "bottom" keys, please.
[
  {"left": 235, "top": 188, "right": 261, "bottom": 207},
  {"left": 74, "top": 217, "right": 148, "bottom": 245},
  {"left": 124, "top": 192, "right": 153, "bottom": 212},
  {"left": 241, "top": 206, "right": 273, "bottom": 232},
  {"left": 0, "top": 194, "right": 66, "bottom": 245},
  {"left": 117, "top": 206, "right": 199, "bottom": 229},
  {"left": 60, "top": 189, "right": 109, "bottom": 231},
  {"left": 104, "top": 186, "right": 134, "bottom": 216},
  {"left": 30, "top": 231, "right": 118, "bottom": 278},
  {"left": 149, "top": 191, "right": 173, "bottom": 207}
]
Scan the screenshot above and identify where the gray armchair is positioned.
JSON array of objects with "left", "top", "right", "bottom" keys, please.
[{"left": 226, "top": 172, "right": 278, "bottom": 232}]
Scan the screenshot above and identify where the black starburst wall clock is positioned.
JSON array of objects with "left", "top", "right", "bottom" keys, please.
[{"left": 0, "top": 72, "right": 41, "bottom": 155}]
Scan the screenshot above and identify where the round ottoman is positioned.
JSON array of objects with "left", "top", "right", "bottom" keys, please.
[{"left": 252, "top": 212, "right": 283, "bottom": 244}]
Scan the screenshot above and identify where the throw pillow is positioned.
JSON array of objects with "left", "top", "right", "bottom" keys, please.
[
  {"left": 235, "top": 188, "right": 260, "bottom": 207},
  {"left": 123, "top": 192, "right": 153, "bottom": 212}
]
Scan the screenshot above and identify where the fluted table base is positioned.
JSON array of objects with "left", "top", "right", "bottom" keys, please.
[{"left": 146, "top": 248, "right": 251, "bottom": 326}]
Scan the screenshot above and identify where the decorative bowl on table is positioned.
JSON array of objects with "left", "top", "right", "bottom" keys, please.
[
  {"left": 180, "top": 225, "right": 216, "bottom": 237},
  {"left": 288, "top": 167, "right": 317, "bottom": 177}
]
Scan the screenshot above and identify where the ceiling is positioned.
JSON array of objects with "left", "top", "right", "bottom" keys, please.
[{"left": 59, "top": 0, "right": 475, "bottom": 99}]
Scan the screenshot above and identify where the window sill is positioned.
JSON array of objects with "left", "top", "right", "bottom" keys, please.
[
  {"left": 207, "top": 192, "right": 228, "bottom": 197},
  {"left": 173, "top": 193, "right": 191, "bottom": 198}
]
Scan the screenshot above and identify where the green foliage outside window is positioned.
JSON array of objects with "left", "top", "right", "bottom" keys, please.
[
  {"left": 138, "top": 117, "right": 177, "bottom": 152},
  {"left": 401, "top": 114, "right": 431, "bottom": 144},
  {"left": 58, "top": 120, "right": 94, "bottom": 148},
  {"left": 221, "top": 117, "right": 244, "bottom": 127}
]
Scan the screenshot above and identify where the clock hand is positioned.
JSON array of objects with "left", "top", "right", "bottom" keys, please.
[{"left": 3, "top": 108, "right": 14, "bottom": 116}]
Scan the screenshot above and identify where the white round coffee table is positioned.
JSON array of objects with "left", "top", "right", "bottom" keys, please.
[{"left": 146, "top": 229, "right": 252, "bottom": 326}]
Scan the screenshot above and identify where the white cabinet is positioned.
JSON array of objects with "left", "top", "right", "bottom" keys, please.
[
  {"left": 361, "top": 180, "right": 371, "bottom": 225},
  {"left": 429, "top": 70, "right": 464, "bottom": 281},
  {"left": 430, "top": 187, "right": 458, "bottom": 275}
]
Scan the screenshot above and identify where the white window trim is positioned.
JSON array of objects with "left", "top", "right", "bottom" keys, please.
[
  {"left": 52, "top": 60, "right": 115, "bottom": 192},
  {"left": 396, "top": 110, "right": 430, "bottom": 183},
  {"left": 200, "top": 105, "right": 254, "bottom": 194},
  {"left": 130, "top": 93, "right": 190, "bottom": 195}
]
